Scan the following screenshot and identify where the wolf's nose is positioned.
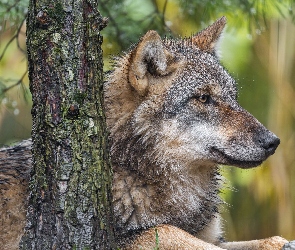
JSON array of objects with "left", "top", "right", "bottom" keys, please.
[{"left": 260, "top": 133, "right": 280, "bottom": 155}]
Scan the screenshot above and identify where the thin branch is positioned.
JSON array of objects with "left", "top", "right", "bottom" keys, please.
[
  {"left": 150, "top": 0, "right": 174, "bottom": 34},
  {"left": 5, "top": 0, "right": 22, "bottom": 13},
  {"left": 0, "top": 34, "right": 18, "bottom": 61},
  {"left": 0, "top": 70, "right": 28, "bottom": 95},
  {"left": 16, "top": 17, "right": 27, "bottom": 55},
  {"left": 0, "top": 16, "right": 27, "bottom": 61},
  {"left": 162, "top": 0, "right": 168, "bottom": 23}
]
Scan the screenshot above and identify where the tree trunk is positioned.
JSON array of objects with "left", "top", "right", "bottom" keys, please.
[{"left": 17, "top": 0, "right": 115, "bottom": 249}]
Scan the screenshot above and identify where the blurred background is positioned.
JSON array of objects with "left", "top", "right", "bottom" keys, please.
[{"left": 1, "top": 0, "right": 295, "bottom": 242}]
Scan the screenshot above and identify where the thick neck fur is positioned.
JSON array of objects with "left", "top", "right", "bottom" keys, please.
[
  {"left": 112, "top": 161, "right": 221, "bottom": 241},
  {"left": 104, "top": 49, "right": 223, "bottom": 246}
]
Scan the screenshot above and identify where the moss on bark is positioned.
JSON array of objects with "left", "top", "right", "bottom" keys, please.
[{"left": 20, "top": 0, "right": 114, "bottom": 249}]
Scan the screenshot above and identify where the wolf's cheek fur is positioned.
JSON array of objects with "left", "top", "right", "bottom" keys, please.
[{"left": 157, "top": 120, "right": 217, "bottom": 166}]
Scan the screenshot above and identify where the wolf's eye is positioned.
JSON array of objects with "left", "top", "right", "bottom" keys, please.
[{"left": 198, "top": 94, "right": 209, "bottom": 103}]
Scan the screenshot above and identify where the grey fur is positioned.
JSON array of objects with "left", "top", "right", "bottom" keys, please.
[{"left": 104, "top": 17, "right": 280, "bottom": 248}]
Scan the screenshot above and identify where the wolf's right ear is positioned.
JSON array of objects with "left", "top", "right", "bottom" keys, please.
[
  {"left": 192, "top": 16, "right": 226, "bottom": 54},
  {"left": 128, "top": 30, "right": 178, "bottom": 96}
]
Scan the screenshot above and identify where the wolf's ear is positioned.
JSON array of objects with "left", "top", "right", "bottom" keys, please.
[
  {"left": 128, "top": 30, "right": 177, "bottom": 96},
  {"left": 192, "top": 16, "right": 226, "bottom": 54}
]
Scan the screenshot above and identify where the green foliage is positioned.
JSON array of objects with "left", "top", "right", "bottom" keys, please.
[
  {"left": 99, "top": 0, "right": 168, "bottom": 52},
  {"left": 178, "top": 0, "right": 294, "bottom": 26},
  {"left": 0, "top": 0, "right": 294, "bottom": 36},
  {"left": 0, "top": 0, "right": 29, "bottom": 30},
  {"left": 99, "top": 0, "right": 294, "bottom": 54}
]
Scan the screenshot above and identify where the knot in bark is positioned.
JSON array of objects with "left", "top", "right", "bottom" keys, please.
[
  {"left": 36, "top": 10, "right": 51, "bottom": 28},
  {"left": 67, "top": 104, "right": 80, "bottom": 119}
]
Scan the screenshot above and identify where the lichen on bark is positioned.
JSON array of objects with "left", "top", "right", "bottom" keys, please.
[{"left": 20, "top": 0, "right": 114, "bottom": 249}]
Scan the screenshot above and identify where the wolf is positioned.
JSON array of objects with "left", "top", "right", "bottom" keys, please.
[{"left": 105, "top": 16, "right": 289, "bottom": 249}]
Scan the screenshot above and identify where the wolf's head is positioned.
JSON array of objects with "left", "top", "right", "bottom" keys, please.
[{"left": 105, "top": 16, "right": 279, "bottom": 174}]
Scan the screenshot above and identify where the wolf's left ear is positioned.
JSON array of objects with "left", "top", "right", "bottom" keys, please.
[
  {"left": 128, "top": 30, "right": 178, "bottom": 96},
  {"left": 192, "top": 16, "right": 226, "bottom": 54}
]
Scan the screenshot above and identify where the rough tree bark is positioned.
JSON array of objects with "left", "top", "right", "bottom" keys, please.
[{"left": 4, "top": 0, "right": 116, "bottom": 249}]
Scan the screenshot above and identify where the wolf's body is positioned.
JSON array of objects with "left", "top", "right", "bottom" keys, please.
[
  {"left": 105, "top": 17, "right": 287, "bottom": 249},
  {"left": 0, "top": 17, "right": 290, "bottom": 250}
]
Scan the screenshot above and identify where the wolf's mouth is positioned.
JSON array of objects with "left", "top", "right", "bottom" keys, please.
[{"left": 210, "top": 147, "right": 263, "bottom": 169}]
